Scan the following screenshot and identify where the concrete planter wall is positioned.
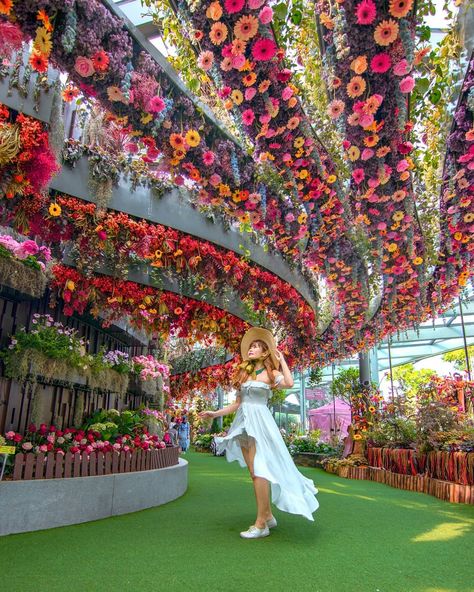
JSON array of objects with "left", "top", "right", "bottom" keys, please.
[
  {"left": 292, "top": 452, "right": 332, "bottom": 468},
  {"left": 0, "top": 458, "right": 188, "bottom": 536}
]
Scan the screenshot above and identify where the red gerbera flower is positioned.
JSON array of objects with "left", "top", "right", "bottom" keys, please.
[
  {"left": 370, "top": 53, "right": 392, "bottom": 73},
  {"left": 251, "top": 38, "right": 277, "bottom": 62},
  {"left": 92, "top": 50, "right": 110, "bottom": 72},
  {"left": 29, "top": 51, "right": 48, "bottom": 73}
]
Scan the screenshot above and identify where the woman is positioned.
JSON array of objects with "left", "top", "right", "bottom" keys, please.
[
  {"left": 177, "top": 416, "right": 190, "bottom": 452},
  {"left": 199, "top": 327, "right": 319, "bottom": 539}
]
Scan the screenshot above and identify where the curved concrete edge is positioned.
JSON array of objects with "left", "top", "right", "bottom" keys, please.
[{"left": 0, "top": 458, "right": 188, "bottom": 536}]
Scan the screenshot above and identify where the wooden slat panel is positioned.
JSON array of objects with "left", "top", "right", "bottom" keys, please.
[
  {"left": 105, "top": 452, "right": 112, "bottom": 474},
  {"left": 34, "top": 453, "right": 45, "bottom": 479},
  {"left": 12, "top": 453, "right": 24, "bottom": 480},
  {"left": 119, "top": 452, "right": 126, "bottom": 473},
  {"left": 97, "top": 451, "right": 104, "bottom": 476},
  {"left": 81, "top": 453, "right": 89, "bottom": 477},
  {"left": 45, "top": 452, "right": 55, "bottom": 479},
  {"left": 54, "top": 453, "right": 64, "bottom": 479},
  {"left": 130, "top": 450, "right": 137, "bottom": 472},
  {"left": 89, "top": 451, "right": 96, "bottom": 476},
  {"left": 124, "top": 452, "right": 131, "bottom": 473},
  {"left": 112, "top": 452, "right": 119, "bottom": 474},
  {"left": 23, "top": 453, "right": 34, "bottom": 480},
  {"left": 73, "top": 453, "right": 81, "bottom": 477},
  {"left": 64, "top": 452, "right": 73, "bottom": 478}
]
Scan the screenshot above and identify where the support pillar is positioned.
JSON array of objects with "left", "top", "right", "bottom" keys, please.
[
  {"left": 216, "top": 386, "right": 224, "bottom": 430},
  {"left": 300, "top": 370, "right": 306, "bottom": 432},
  {"left": 358, "top": 352, "right": 370, "bottom": 387}
]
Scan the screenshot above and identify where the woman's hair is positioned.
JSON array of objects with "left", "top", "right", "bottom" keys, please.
[{"left": 233, "top": 339, "right": 277, "bottom": 388}]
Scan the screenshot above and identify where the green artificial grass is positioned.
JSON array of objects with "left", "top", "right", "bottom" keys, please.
[{"left": 1, "top": 450, "right": 473, "bottom": 592}]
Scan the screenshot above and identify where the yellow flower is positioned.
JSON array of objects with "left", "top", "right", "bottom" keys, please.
[
  {"left": 454, "top": 232, "right": 463, "bottom": 241},
  {"left": 413, "top": 257, "right": 423, "bottom": 265},
  {"left": 327, "top": 174, "right": 337, "bottom": 184},
  {"left": 463, "top": 213, "right": 474, "bottom": 223},
  {"left": 231, "top": 89, "right": 244, "bottom": 105},
  {"left": 387, "top": 243, "right": 398, "bottom": 253},
  {"left": 66, "top": 280, "right": 75, "bottom": 291},
  {"left": 141, "top": 112, "right": 153, "bottom": 124},
  {"left": 49, "top": 203, "right": 61, "bottom": 217},
  {"left": 293, "top": 137, "right": 305, "bottom": 149},
  {"left": 353, "top": 434, "right": 363, "bottom": 441},
  {"left": 297, "top": 213, "right": 307, "bottom": 224},
  {"left": 185, "top": 129, "right": 201, "bottom": 147},
  {"left": 392, "top": 210, "right": 404, "bottom": 222},
  {"left": 34, "top": 26, "right": 52, "bottom": 57},
  {"left": 347, "top": 146, "right": 360, "bottom": 161},
  {"left": 298, "top": 169, "right": 309, "bottom": 180}
]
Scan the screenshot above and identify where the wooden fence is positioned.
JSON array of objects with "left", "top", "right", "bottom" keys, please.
[{"left": 11, "top": 446, "right": 179, "bottom": 481}]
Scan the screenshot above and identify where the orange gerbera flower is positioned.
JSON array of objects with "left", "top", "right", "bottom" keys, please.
[
  {"left": 258, "top": 79, "right": 271, "bottom": 93},
  {"left": 389, "top": 0, "right": 413, "bottom": 19},
  {"left": 0, "top": 0, "right": 13, "bottom": 15},
  {"left": 209, "top": 22, "right": 228, "bottom": 45},
  {"left": 29, "top": 51, "right": 48, "bottom": 73},
  {"left": 364, "top": 134, "right": 379, "bottom": 147},
  {"left": 37, "top": 9, "right": 53, "bottom": 32},
  {"left": 234, "top": 14, "right": 259, "bottom": 41},
  {"left": 232, "top": 39, "right": 246, "bottom": 55},
  {"left": 374, "top": 19, "right": 399, "bottom": 46},
  {"left": 206, "top": 1, "right": 223, "bottom": 20},
  {"left": 242, "top": 72, "right": 257, "bottom": 86},
  {"left": 169, "top": 133, "right": 185, "bottom": 150},
  {"left": 346, "top": 76, "right": 366, "bottom": 99},
  {"left": 376, "top": 146, "right": 391, "bottom": 157}
]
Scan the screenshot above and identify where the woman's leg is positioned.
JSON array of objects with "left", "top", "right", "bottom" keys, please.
[{"left": 242, "top": 439, "right": 272, "bottom": 528}]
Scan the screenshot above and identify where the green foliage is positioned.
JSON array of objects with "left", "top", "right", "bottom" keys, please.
[
  {"left": 268, "top": 388, "right": 287, "bottom": 407},
  {"left": 330, "top": 367, "right": 361, "bottom": 403},
  {"left": 442, "top": 347, "right": 474, "bottom": 372},
  {"left": 308, "top": 367, "right": 323, "bottom": 388},
  {"left": 366, "top": 418, "right": 417, "bottom": 449},
  {"left": 82, "top": 409, "right": 145, "bottom": 439},
  {"left": 390, "top": 364, "right": 436, "bottom": 401},
  {"left": 193, "top": 433, "right": 214, "bottom": 450}
]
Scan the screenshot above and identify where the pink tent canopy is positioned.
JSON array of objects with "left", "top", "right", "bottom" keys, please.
[{"left": 308, "top": 398, "right": 351, "bottom": 442}]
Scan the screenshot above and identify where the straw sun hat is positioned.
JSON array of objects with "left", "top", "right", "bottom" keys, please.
[{"left": 240, "top": 327, "right": 281, "bottom": 370}]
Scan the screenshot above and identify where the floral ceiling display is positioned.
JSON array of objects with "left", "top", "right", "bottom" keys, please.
[{"left": 0, "top": 0, "right": 472, "bottom": 382}]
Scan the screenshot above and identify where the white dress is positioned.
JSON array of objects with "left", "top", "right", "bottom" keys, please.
[{"left": 215, "top": 379, "right": 319, "bottom": 521}]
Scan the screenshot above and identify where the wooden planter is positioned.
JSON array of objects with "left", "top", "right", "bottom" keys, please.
[
  {"left": 0, "top": 256, "right": 48, "bottom": 298},
  {"left": 292, "top": 452, "right": 329, "bottom": 468}
]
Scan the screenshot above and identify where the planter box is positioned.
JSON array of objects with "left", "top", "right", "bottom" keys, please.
[
  {"left": 292, "top": 452, "right": 329, "bottom": 468},
  {"left": 0, "top": 257, "right": 48, "bottom": 298},
  {"left": 0, "top": 458, "right": 188, "bottom": 536}
]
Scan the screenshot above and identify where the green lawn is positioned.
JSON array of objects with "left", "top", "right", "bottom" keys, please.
[{"left": 0, "top": 450, "right": 473, "bottom": 592}]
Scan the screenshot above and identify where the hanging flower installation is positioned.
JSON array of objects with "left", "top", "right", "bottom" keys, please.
[
  {"left": 0, "top": 104, "right": 59, "bottom": 198},
  {"left": 7, "top": 192, "right": 318, "bottom": 349},
  {"left": 50, "top": 263, "right": 249, "bottom": 351},
  {"left": 170, "top": 358, "right": 237, "bottom": 400}
]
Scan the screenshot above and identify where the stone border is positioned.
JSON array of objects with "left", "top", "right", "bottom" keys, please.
[{"left": 0, "top": 458, "right": 188, "bottom": 536}]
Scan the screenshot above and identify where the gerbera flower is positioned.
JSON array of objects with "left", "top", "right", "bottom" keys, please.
[
  {"left": 107, "top": 86, "right": 125, "bottom": 102},
  {"left": 220, "top": 57, "right": 232, "bottom": 71},
  {"left": 355, "top": 0, "right": 376, "bottom": 25},
  {"left": 248, "top": 0, "right": 265, "bottom": 8},
  {"left": 389, "top": 0, "right": 413, "bottom": 18},
  {"left": 193, "top": 30, "right": 204, "bottom": 42},
  {"left": 185, "top": 129, "right": 201, "bottom": 147},
  {"left": 245, "top": 87, "right": 257, "bottom": 100},
  {"left": 234, "top": 14, "right": 259, "bottom": 41},
  {"left": 352, "top": 168, "right": 365, "bottom": 184},
  {"left": 170, "top": 133, "right": 185, "bottom": 150},
  {"left": 258, "top": 79, "right": 271, "bottom": 93},
  {"left": 242, "top": 72, "right": 257, "bottom": 86},
  {"left": 376, "top": 146, "right": 391, "bottom": 157},
  {"left": 365, "top": 95, "right": 383, "bottom": 114},
  {"left": 173, "top": 148, "right": 186, "bottom": 160},
  {"left": 364, "top": 134, "right": 379, "bottom": 147},
  {"left": 206, "top": 2, "right": 223, "bottom": 20},
  {"left": 0, "top": 0, "right": 13, "bottom": 15},
  {"left": 232, "top": 38, "right": 246, "bottom": 55},
  {"left": 374, "top": 19, "right": 399, "bottom": 46},
  {"left": 251, "top": 38, "right": 277, "bottom": 62},
  {"left": 37, "top": 9, "right": 53, "bottom": 32},
  {"left": 33, "top": 27, "right": 52, "bottom": 57},
  {"left": 287, "top": 116, "right": 300, "bottom": 130},
  {"left": 466, "top": 129, "right": 474, "bottom": 141},
  {"left": 48, "top": 203, "right": 61, "bottom": 217},
  {"left": 209, "top": 22, "right": 228, "bottom": 45},
  {"left": 463, "top": 213, "right": 474, "bottom": 223},
  {"left": 148, "top": 96, "right": 165, "bottom": 113},
  {"left": 327, "top": 99, "right": 345, "bottom": 119},
  {"left": 371, "top": 53, "right": 391, "bottom": 73},
  {"left": 231, "top": 89, "right": 244, "bottom": 105},
  {"left": 346, "top": 76, "right": 366, "bottom": 99},
  {"left": 350, "top": 56, "right": 368, "bottom": 75},
  {"left": 29, "top": 51, "right": 48, "bottom": 73},
  {"left": 392, "top": 189, "right": 406, "bottom": 202},
  {"left": 347, "top": 146, "right": 360, "bottom": 161},
  {"left": 224, "top": 0, "right": 245, "bottom": 14},
  {"left": 198, "top": 50, "right": 214, "bottom": 71},
  {"left": 242, "top": 109, "right": 255, "bottom": 125},
  {"left": 92, "top": 50, "right": 109, "bottom": 72},
  {"left": 347, "top": 112, "right": 361, "bottom": 126},
  {"left": 202, "top": 151, "right": 216, "bottom": 166},
  {"left": 62, "top": 85, "right": 79, "bottom": 102},
  {"left": 293, "top": 137, "right": 305, "bottom": 149}
]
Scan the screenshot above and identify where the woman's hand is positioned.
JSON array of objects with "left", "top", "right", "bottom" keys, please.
[
  {"left": 198, "top": 410, "right": 216, "bottom": 419},
  {"left": 274, "top": 349, "right": 285, "bottom": 363}
]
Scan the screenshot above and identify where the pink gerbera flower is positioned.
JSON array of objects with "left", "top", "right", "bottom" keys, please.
[
  {"left": 399, "top": 75, "right": 415, "bottom": 93},
  {"left": 327, "top": 99, "right": 345, "bottom": 119},
  {"left": 242, "top": 108, "right": 255, "bottom": 125},
  {"left": 355, "top": 0, "right": 376, "bottom": 25},
  {"left": 148, "top": 96, "right": 165, "bottom": 113},
  {"left": 202, "top": 151, "right": 216, "bottom": 166},
  {"left": 198, "top": 50, "right": 214, "bottom": 71},
  {"left": 251, "top": 38, "right": 277, "bottom": 61},
  {"left": 224, "top": 0, "right": 244, "bottom": 14},
  {"left": 370, "top": 53, "right": 391, "bottom": 73},
  {"left": 352, "top": 168, "right": 365, "bottom": 184}
]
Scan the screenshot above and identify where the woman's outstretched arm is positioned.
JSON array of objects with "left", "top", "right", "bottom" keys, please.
[{"left": 199, "top": 395, "right": 241, "bottom": 419}]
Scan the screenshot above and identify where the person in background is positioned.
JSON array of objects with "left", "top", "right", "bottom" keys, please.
[{"left": 177, "top": 415, "right": 190, "bottom": 452}]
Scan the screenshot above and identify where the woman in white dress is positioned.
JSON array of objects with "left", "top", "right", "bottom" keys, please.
[{"left": 199, "top": 327, "right": 319, "bottom": 539}]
